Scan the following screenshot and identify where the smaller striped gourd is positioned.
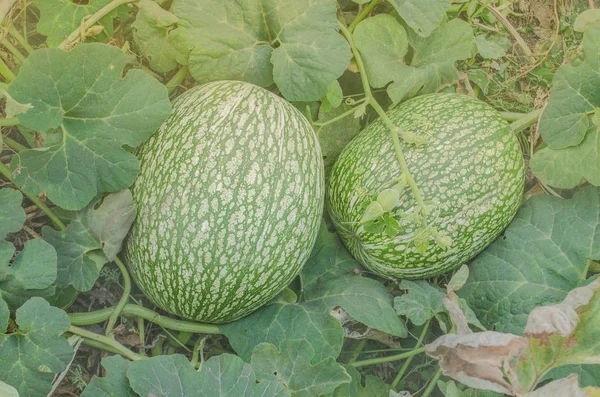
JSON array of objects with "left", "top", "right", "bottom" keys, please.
[
  {"left": 328, "top": 93, "right": 525, "bottom": 279},
  {"left": 125, "top": 81, "right": 324, "bottom": 323}
]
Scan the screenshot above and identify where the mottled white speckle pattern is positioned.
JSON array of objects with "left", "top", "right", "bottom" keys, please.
[
  {"left": 328, "top": 94, "right": 525, "bottom": 279},
  {"left": 125, "top": 81, "right": 324, "bottom": 323}
]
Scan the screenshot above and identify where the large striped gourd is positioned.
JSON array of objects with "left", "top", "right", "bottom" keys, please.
[
  {"left": 328, "top": 93, "right": 524, "bottom": 279},
  {"left": 125, "top": 81, "right": 324, "bottom": 323}
]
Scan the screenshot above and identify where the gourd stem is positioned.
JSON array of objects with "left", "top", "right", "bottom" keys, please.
[
  {"left": 499, "top": 111, "right": 526, "bottom": 122},
  {"left": 68, "top": 325, "right": 145, "bottom": 361},
  {"left": 58, "top": 0, "right": 137, "bottom": 49},
  {"left": 2, "top": 135, "right": 26, "bottom": 150},
  {"left": 105, "top": 256, "right": 132, "bottom": 336},
  {"left": 510, "top": 108, "right": 542, "bottom": 134},
  {"left": 166, "top": 65, "right": 189, "bottom": 93},
  {"left": 137, "top": 316, "right": 147, "bottom": 355},
  {"left": 351, "top": 346, "right": 426, "bottom": 367},
  {"left": 68, "top": 303, "right": 222, "bottom": 334},
  {"left": 0, "top": 161, "right": 67, "bottom": 231},
  {"left": 0, "top": 57, "right": 15, "bottom": 82},
  {"left": 1, "top": 38, "right": 25, "bottom": 64},
  {"left": 0, "top": 117, "right": 19, "bottom": 127},
  {"left": 8, "top": 26, "right": 34, "bottom": 54},
  {"left": 391, "top": 319, "right": 431, "bottom": 389},
  {"left": 349, "top": 0, "right": 382, "bottom": 32},
  {"left": 420, "top": 366, "right": 443, "bottom": 397},
  {"left": 312, "top": 97, "right": 368, "bottom": 127},
  {"left": 346, "top": 339, "right": 367, "bottom": 364},
  {"left": 338, "top": 20, "right": 427, "bottom": 212}
]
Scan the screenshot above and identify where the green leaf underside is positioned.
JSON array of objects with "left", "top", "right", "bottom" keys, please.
[
  {"left": 171, "top": 0, "right": 351, "bottom": 101},
  {"left": 8, "top": 43, "right": 171, "bottom": 210},
  {"left": 388, "top": 0, "right": 451, "bottom": 38},
  {"left": 460, "top": 187, "right": 600, "bottom": 334},
  {"left": 325, "top": 365, "right": 390, "bottom": 396},
  {"left": 475, "top": 35, "right": 510, "bottom": 59},
  {"left": 0, "top": 298, "right": 74, "bottom": 397},
  {"left": 353, "top": 14, "right": 408, "bottom": 88},
  {"left": 223, "top": 223, "right": 406, "bottom": 362},
  {"left": 132, "top": 0, "right": 188, "bottom": 73},
  {"left": 81, "top": 356, "right": 136, "bottom": 397},
  {"left": 394, "top": 280, "right": 445, "bottom": 326},
  {"left": 538, "top": 62, "right": 600, "bottom": 150},
  {"left": 251, "top": 339, "right": 350, "bottom": 396},
  {"left": 0, "top": 239, "right": 58, "bottom": 310},
  {"left": 43, "top": 190, "right": 136, "bottom": 291},
  {"left": 0, "top": 188, "right": 25, "bottom": 240},
  {"left": 0, "top": 381, "right": 19, "bottom": 397},
  {"left": 33, "top": 0, "right": 127, "bottom": 46},
  {"left": 531, "top": 124, "right": 600, "bottom": 189},
  {"left": 386, "top": 19, "right": 474, "bottom": 103}
]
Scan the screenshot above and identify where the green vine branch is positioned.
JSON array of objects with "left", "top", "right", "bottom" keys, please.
[
  {"left": 348, "top": 0, "right": 382, "bottom": 32},
  {"left": 351, "top": 346, "right": 426, "bottom": 367},
  {"left": 104, "top": 256, "right": 132, "bottom": 336},
  {"left": 68, "top": 325, "right": 145, "bottom": 361},
  {"left": 68, "top": 303, "right": 222, "bottom": 335},
  {"left": 337, "top": 19, "right": 428, "bottom": 215},
  {"left": 391, "top": 319, "right": 431, "bottom": 389}
]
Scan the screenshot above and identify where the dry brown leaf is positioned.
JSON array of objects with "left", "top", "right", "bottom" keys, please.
[
  {"left": 425, "top": 331, "right": 528, "bottom": 394},
  {"left": 442, "top": 292, "right": 471, "bottom": 335},
  {"left": 524, "top": 279, "right": 600, "bottom": 337}
]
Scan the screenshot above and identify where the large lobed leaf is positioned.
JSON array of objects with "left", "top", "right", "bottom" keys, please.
[
  {"left": 460, "top": 187, "right": 600, "bottom": 334},
  {"left": 0, "top": 298, "right": 74, "bottom": 397},
  {"left": 8, "top": 43, "right": 171, "bottom": 210},
  {"left": 170, "top": 0, "right": 351, "bottom": 102}
]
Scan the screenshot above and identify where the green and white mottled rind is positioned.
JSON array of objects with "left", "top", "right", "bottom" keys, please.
[
  {"left": 125, "top": 81, "right": 324, "bottom": 323},
  {"left": 328, "top": 93, "right": 524, "bottom": 279}
]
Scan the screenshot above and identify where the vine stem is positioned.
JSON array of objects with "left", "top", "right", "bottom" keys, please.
[
  {"left": 8, "top": 26, "right": 33, "bottom": 54},
  {"left": 68, "top": 303, "right": 222, "bottom": 334},
  {"left": 510, "top": 108, "right": 542, "bottom": 134},
  {"left": 0, "top": 161, "right": 67, "bottom": 231},
  {"left": 58, "top": 0, "right": 138, "bottom": 49},
  {"left": 2, "top": 136, "right": 26, "bottom": 151},
  {"left": 104, "top": 257, "right": 132, "bottom": 336},
  {"left": 347, "top": 339, "right": 367, "bottom": 364},
  {"left": 484, "top": 2, "right": 532, "bottom": 57},
  {"left": 391, "top": 319, "right": 431, "bottom": 389},
  {"left": 420, "top": 366, "right": 443, "bottom": 397},
  {"left": 1, "top": 38, "right": 25, "bottom": 63},
  {"left": 68, "top": 325, "right": 145, "bottom": 361},
  {"left": 348, "top": 0, "right": 382, "bottom": 32},
  {"left": 166, "top": 65, "right": 189, "bottom": 93},
  {"left": 338, "top": 20, "right": 428, "bottom": 214},
  {"left": 0, "top": 117, "right": 19, "bottom": 126},
  {"left": 0, "top": 57, "right": 15, "bottom": 81},
  {"left": 351, "top": 346, "right": 426, "bottom": 367}
]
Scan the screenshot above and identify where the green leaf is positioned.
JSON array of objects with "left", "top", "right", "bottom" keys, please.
[
  {"left": 8, "top": 44, "right": 171, "bottom": 210},
  {"left": 251, "top": 339, "right": 351, "bottom": 396},
  {"left": 475, "top": 34, "right": 510, "bottom": 59},
  {"left": 33, "top": 0, "right": 127, "bottom": 46},
  {"left": 0, "top": 188, "right": 25, "bottom": 240},
  {"left": 467, "top": 69, "right": 490, "bottom": 95},
  {"left": 301, "top": 224, "right": 407, "bottom": 337},
  {"left": 387, "top": 19, "right": 474, "bottom": 104},
  {"left": 459, "top": 187, "right": 599, "bottom": 334},
  {"left": 530, "top": 124, "right": 600, "bottom": 189},
  {"left": 574, "top": 9, "right": 600, "bottom": 32},
  {"left": 324, "top": 80, "right": 344, "bottom": 109},
  {"left": 325, "top": 365, "right": 390, "bottom": 396},
  {"left": 538, "top": 62, "right": 600, "bottom": 149},
  {"left": 317, "top": 103, "right": 362, "bottom": 172},
  {"left": 0, "top": 381, "right": 19, "bottom": 397},
  {"left": 0, "top": 239, "right": 57, "bottom": 310},
  {"left": 43, "top": 190, "right": 136, "bottom": 291},
  {"left": 542, "top": 365, "right": 600, "bottom": 388},
  {"left": 394, "top": 280, "right": 445, "bottom": 326},
  {"left": 353, "top": 14, "right": 409, "bottom": 88},
  {"left": 81, "top": 356, "right": 136, "bottom": 397},
  {"left": 172, "top": 0, "right": 351, "bottom": 102},
  {"left": 388, "top": 0, "right": 451, "bottom": 37},
  {"left": 127, "top": 353, "right": 289, "bottom": 396},
  {"left": 0, "top": 298, "right": 74, "bottom": 397},
  {"left": 584, "top": 24, "right": 600, "bottom": 72},
  {"left": 221, "top": 301, "right": 345, "bottom": 364},
  {"left": 132, "top": 0, "right": 188, "bottom": 73}
]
